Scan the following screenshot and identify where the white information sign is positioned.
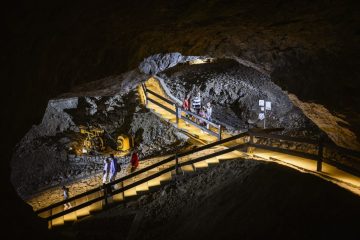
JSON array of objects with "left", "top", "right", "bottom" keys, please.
[
  {"left": 260, "top": 107, "right": 264, "bottom": 111},
  {"left": 265, "top": 101, "right": 271, "bottom": 110},
  {"left": 258, "top": 113, "right": 265, "bottom": 120},
  {"left": 259, "top": 100, "right": 264, "bottom": 106}
]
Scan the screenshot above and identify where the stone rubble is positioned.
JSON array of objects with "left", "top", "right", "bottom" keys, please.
[
  {"left": 12, "top": 83, "right": 186, "bottom": 199},
  {"left": 159, "top": 59, "right": 320, "bottom": 136}
]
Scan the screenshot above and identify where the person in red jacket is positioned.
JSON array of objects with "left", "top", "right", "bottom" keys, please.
[
  {"left": 130, "top": 148, "right": 139, "bottom": 172},
  {"left": 182, "top": 94, "right": 190, "bottom": 111},
  {"left": 182, "top": 94, "right": 190, "bottom": 126}
]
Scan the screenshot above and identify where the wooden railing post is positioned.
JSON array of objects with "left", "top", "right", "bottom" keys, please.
[
  {"left": 103, "top": 184, "right": 108, "bottom": 207},
  {"left": 175, "top": 153, "right": 179, "bottom": 175},
  {"left": 175, "top": 105, "right": 179, "bottom": 125},
  {"left": 317, "top": 137, "right": 323, "bottom": 172},
  {"left": 142, "top": 83, "right": 148, "bottom": 105},
  {"left": 218, "top": 125, "right": 222, "bottom": 141},
  {"left": 247, "top": 131, "right": 254, "bottom": 153}
]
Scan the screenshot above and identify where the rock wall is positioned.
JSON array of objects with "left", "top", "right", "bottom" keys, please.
[
  {"left": 139, "top": 52, "right": 211, "bottom": 75},
  {"left": 289, "top": 94, "right": 360, "bottom": 150},
  {"left": 11, "top": 79, "right": 187, "bottom": 197},
  {"left": 11, "top": 87, "right": 135, "bottom": 197},
  {"left": 130, "top": 111, "right": 187, "bottom": 158},
  {"left": 159, "top": 59, "right": 318, "bottom": 136}
]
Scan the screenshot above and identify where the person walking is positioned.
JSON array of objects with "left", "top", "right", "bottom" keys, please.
[
  {"left": 182, "top": 94, "right": 190, "bottom": 126},
  {"left": 205, "top": 102, "right": 213, "bottom": 129},
  {"left": 102, "top": 158, "right": 110, "bottom": 184},
  {"left": 192, "top": 92, "right": 202, "bottom": 115},
  {"left": 182, "top": 94, "right": 190, "bottom": 111},
  {"left": 62, "top": 186, "right": 72, "bottom": 210},
  {"left": 199, "top": 106, "right": 206, "bottom": 126},
  {"left": 130, "top": 148, "right": 139, "bottom": 172},
  {"left": 109, "top": 154, "right": 118, "bottom": 183}
]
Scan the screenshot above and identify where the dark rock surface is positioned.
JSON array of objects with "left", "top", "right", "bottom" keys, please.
[
  {"left": 130, "top": 111, "right": 187, "bottom": 157},
  {"left": 139, "top": 52, "right": 211, "bottom": 75},
  {"left": 120, "top": 160, "right": 360, "bottom": 240},
  {"left": 11, "top": 84, "right": 185, "bottom": 198},
  {"left": 159, "top": 59, "right": 319, "bottom": 135}
]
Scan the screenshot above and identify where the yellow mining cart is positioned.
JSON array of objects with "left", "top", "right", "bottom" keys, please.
[
  {"left": 117, "top": 134, "right": 133, "bottom": 151},
  {"left": 79, "top": 126, "right": 105, "bottom": 153}
]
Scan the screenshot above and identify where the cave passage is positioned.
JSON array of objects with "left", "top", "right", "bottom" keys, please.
[{"left": 26, "top": 74, "right": 360, "bottom": 232}]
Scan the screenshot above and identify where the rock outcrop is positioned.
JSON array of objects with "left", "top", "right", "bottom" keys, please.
[
  {"left": 11, "top": 73, "right": 187, "bottom": 198},
  {"left": 139, "top": 52, "right": 211, "bottom": 75},
  {"left": 159, "top": 59, "right": 318, "bottom": 135}
]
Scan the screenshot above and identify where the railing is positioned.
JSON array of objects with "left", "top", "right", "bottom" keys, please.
[
  {"left": 35, "top": 126, "right": 360, "bottom": 223},
  {"left": 248, "top": 130, "right": 360, "bottom": 175},
  {"left": 142, "top": 83, "right": 222, "bottom": 140},
  {"left": 36, "top": 131, "right": 250, "bottom": 221}
]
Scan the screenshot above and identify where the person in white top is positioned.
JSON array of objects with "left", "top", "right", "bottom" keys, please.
[
  {"left": 62, "top": 186, "right": 72, "bottom": 210},
  {"left": 192, "top": 92, "right": 202, "bottom": 115},
  {"left": 102, "top": 158, "right": 110, "bottom": 184}
]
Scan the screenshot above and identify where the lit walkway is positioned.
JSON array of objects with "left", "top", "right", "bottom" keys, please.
[
  {"left": 144, "top": 77, "right": 232, "bottom": 143},
  {"left": 33, "top": 146, "right": 245, "bottom": 228},
  {"left": 251, "top": 149, "right": 360, "bottom": 195},
  {"left": 143, "top": 77, "right": 360, "bottom": 196},
  {"left": 27, "top": 154, "right": 171, "bottom": 211}
]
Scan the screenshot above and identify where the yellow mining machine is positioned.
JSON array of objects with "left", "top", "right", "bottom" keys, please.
[
  {"left": 79, "top": 126, "right": 105, "bottom": 153},
  {"left": 116, "top": 134, "right": 134, "bottom": 152}
]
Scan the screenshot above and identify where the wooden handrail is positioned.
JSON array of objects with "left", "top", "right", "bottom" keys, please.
[
  {"left": 147, "top": 97, "right": 176, "bottom": 115},
  {"left": 180, "top": 108, "right": 219, "bottom": 128},
  {"left": 251, "top": 132, "right": 318, "bottom": 145},
  {"left": 251, "top": 130, "right": 360, "bottom": 158},
  {"left": 45, "top": 142, "right": 248, "bottom": 221},
  {"left": 249, "top": 143, "right": 319, "bottom": 161},
  {"left": 147, "top": 94, "right": 220, "bottom": 138},
  {"left": 178, "top": 143, "right": 247, "bottom": 167},
  {"left": 38, "top": 124, "right": 360, "bottom": 220},
  {"left": 146, "top": 88, "right": 175, "bottom": 106},
  {"left": 36, "top": 131, "right": 249, "bottom": 215},
  {"left": 146, "top": 84, "right": 220, "bottom": 129},
  {"left": 181, "top": 115, "right": 219, "bottom": 137}
]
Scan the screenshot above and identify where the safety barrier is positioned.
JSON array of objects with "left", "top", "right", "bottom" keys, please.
[
  {"left": 141, "top": 83, "right": 222, "bottom": 140},
  {"left": 35, "top": 131, "right": 250, "bottom": 222},
  {"left": 35, "top": 127, "right": 360, "bottom": 225},
  {"left": 248, "top": 131, "right": 360, "bottom": 174}
]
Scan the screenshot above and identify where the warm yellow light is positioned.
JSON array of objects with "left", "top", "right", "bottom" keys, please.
[
  {"left": 137, "top": 85, "right": 146, "bottom": 105},
  {"left": 188, "top": 58, "right": 214, "bottom": 65},
  {"left": 82, "top": 148, "right": 87, "bottom": 153}
]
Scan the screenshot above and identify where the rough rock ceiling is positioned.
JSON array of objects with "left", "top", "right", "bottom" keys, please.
[{"left": 6, "top": 0, "right": 359, "bottom": 144}]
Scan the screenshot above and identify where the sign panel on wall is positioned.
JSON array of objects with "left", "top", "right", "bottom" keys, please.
[
  {"left": 265, "top": 101, "right": 271, "bottom": 110},
  {"left": 258, "top": 113, "right": 265, "bottom": 120}
]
